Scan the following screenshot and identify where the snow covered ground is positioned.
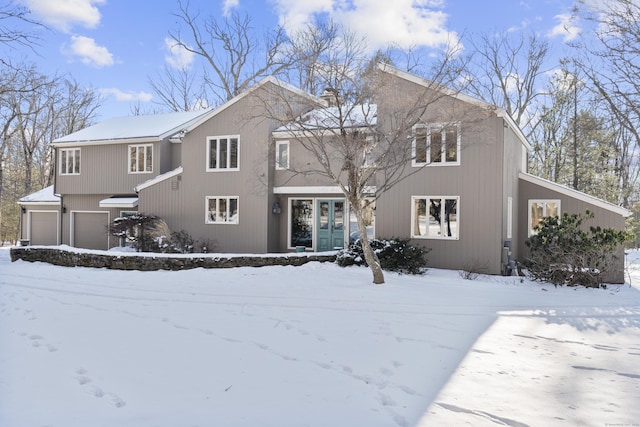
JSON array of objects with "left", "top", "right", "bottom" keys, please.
[{"left": 1, "top": 247, "right": 639, "bottom": 427}]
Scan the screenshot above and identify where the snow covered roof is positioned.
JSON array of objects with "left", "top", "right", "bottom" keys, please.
[
  {"left": 18, "top": 186, "right": 60, "bottom": 205},
  {"left": 99, "top": 197, "right": 139, "bottom": 208},
  {"left": 53, "top": 110, "right": 211, "bottom": 145},
  {"left": 274, "top": 104, "right": 377, "bottom": 135}
]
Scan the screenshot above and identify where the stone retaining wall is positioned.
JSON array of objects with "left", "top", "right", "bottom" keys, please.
[{"left": 10, "top": 247, "right": 337, "bottom": 271}]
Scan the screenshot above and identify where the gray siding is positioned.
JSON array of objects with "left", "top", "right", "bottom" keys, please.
[
  {"left": 56, "top": 140, "right": 172, "bottom": 195},
  {"left": 60, "top": 194, "right": 123, "bottom": 249},
  {"left": 140, "top": 83, "right": 293, "bottom": 253},
  {"left": 518, "top": 177, "right": 626, "bottom": 283}
]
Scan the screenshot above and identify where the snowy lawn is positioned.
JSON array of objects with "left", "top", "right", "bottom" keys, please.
[{"left": 1, "top": 247, "right": 639, "bottom": 427}]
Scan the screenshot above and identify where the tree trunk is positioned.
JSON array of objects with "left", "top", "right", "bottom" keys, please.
[{"left": 353, "top": 203, "right": 384, "bottom": 284}]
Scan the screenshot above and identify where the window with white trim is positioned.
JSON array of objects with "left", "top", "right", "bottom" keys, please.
[
  {"left": 276, "top": 140, "right": 289, "bottom": 170},
  {"left": 412, "top": 196, "right": 459, "bottom": 239},
  {"left": 207, "top": 136, "right": 239, "bottom": 171},
  {"left": 528, "top": 199, "right": 560, "bottom": 236},
  {"left": 206, "top": 196, "right": 239, "bottom": 224},
  {"left": 412, "top": 123, "right": 460, "bottom": 166},
  {"left": 60, "top": 148, "right": 81, "bottom": 175},
  {"left": 129, "top": 144, "right": 153, "bottom": 173}
]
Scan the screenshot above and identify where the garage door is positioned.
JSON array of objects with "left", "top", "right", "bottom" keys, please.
[
  {"left": 29, "top": 211, "right": 58, "bottom": 245},
  {"left": 73, "top": 212, "right": 109, "bottom": 250}
]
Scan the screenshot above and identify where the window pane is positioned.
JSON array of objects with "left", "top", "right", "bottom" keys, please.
[
  {"left": 531, "top": 202, "right": 543, "bottom": 232},
  {"left": 219, "top": 198, "right": 228, "bottom": 220},
  {"left": 429, "top": 199, "right": 442, "bottom": 236},
  {"left": 415, "top": 128, "right": 427, "bottom": 163},
  {"left": 219, "top": 138, "right": 228, "bottom": 169},
  {"left": 291, "top": 199, "right": 313, "bottom": 248},
  {"left": 145, "top": 146, "right": 152, "bottom": 172},
  {"left": 414, "top": 198, "right": 427, "bottom": 236},
  {"left": 74, "top": 149, "right": 80, "bottom": 173},
  {"left": 229, "top": 198, "right": 238, "bottom": 222},
  {"left": 334, "top": 201, "right": 344, "bottom": 230},
  {"left": 445, "top": 126, "right": 457, "bottom": 162},
  {"left": 129, "top": 147, "right": 135, "bottom": 172},
  {"left": 208, "top": 198, "right": 217, "bottom": 222},
  {"left": 546, "top": 202, "right": 558, "bottom": 218},
  {"left": 430, "top": 130, "right": 442, "bottom": 163},
  {"left": 61, "top": 151, "right": 68, "bottom": 174},
  {"left": 209, "top": 139, "right": 217, "bottom": 169},
  {"left": 444, "top": 198, "right": 458, "bottom": 237},
  {"left": 319, "top": 201, "right": 329, "bottom": 229},
  {"left": 278, "top": 143, "right": 288, "bottom": 169},
  {"left": 229, "top": 138, "right": 238, "bottom": 168},
  {"left": 137, "top": 147, "right": 144, "bottom": 172}
]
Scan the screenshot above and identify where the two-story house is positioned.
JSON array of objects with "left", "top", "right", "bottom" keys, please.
[{"left": 19, "top": 65, "right": 631, "bottom": 282}]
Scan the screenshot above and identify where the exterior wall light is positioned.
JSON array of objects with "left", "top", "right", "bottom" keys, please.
[{"left": 272, "top": 202, "right": 281, "bottom": 214}]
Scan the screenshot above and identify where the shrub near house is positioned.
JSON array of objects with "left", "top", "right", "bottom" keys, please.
[{"left": 525, "top": 211, "right": 630, "bottom": 287}]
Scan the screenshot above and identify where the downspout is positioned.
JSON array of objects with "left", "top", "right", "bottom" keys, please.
[{"left": 53, "top": 146, "right": 63, "bottom": 246}]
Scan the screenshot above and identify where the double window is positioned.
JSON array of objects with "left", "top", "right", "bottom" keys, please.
[
  {"left": 129, "top": 144, "right": 153, "bottom": 173},
  {"left": 413, "top": 123, "right": 460, "bottom": 166},
  {"left": 206, "top": 196, "right": 239, "bottom": 224},
  {"left": 207, "top": 136, "right": 239, "bottom": 171},
  {"left": 412, "top": 196, "right": 459, "bottom": 239},
  {"left": 60, "top": 148, "right": 81, "bottom": 175},
  {"left": 528, "top": 199, "right": 560, "bottom": 236}
]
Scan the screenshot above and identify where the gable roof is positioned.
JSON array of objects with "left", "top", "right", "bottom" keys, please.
[
  {"left": 179, "top": 76, "right": 326, "bottom": 134},
  {"left": 377, "top": 63, "right": 532, "bottom": 151},
  {"left": 52, "top": 110, "right": 212, "bottom": 146},
  {"left": 18, "top": 185, "right": 60, "bottom": 205}
]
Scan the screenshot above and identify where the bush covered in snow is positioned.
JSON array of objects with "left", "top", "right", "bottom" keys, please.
[
  {"left": 336, "top": 238, "right": 429, "bottom": 274},
  {"left": 525, "top": 210, "right": 630, "bottom": 287}
]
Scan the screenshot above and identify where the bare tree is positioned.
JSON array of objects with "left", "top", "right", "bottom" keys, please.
[
  {"left": 465, "top": 30, "right": 550, "bottom": 136},
  {"left": 0, "top": 0, "right": 43, "bottom": 59},
  {"left": 260, "top": 26, "right": 465, "bottom": 284},
  {"left": 149, "top": 64, "right": 209, "bottom": 112},
  {"left": 571, "top": 0, "right": 640, "bottom": 207},
  {"left": 166, "top": 1, "right": 294, "bottom": 106}
]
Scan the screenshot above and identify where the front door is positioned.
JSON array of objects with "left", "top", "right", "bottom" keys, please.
[{"left": 317, "top": 199, "right": 345, "bottom": 251}]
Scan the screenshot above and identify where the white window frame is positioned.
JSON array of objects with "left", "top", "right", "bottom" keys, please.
[
  {"left": 205, "top": 196, "right": 239, "bottom": 224},
  {"left": 411, "top": 196, "right": 460, "bottom": 240},
  {"left": 59, "top": 148, "right": 81, "bottom": 175},
  {"left": 207, "top": 135, "right": 240, "bottom": 171},
  {"left": 528, "top": 199, "right": 561, "bottom": 237},
  {"left": 412, "top": 123, "right": 461, "bottom": 167},
  {"left": 276, "top": 140, "right": 289, "bottom": 170},
  {"left": 128, "top": 144, "right": 153, "bottom": 174}
]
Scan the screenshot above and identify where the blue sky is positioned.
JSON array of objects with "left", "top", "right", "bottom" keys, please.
[{"left": 9, "top": 0, "right": 583, "bottom": 120}]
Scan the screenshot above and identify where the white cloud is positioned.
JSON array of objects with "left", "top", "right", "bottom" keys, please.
[
  {"left": 223, "top": 0, "right": 239, "bottom": 17},
  {"left": 99, "top": 88, "right": 153, "bottom": 102},
  {"left": 67, "top": 35, "right": 114, "bottom": 67},
  {"left": 164, "top": 37, "right": 195, "bottom": 70},
  {"left": 273, "top": 0, "right": 458, "bottom": 51},
  {"left": 548, "top": 13, "right": 581, "bottom": 42},
  {"left": 22, "top": 0, "right": 105, "bottom": 32}
]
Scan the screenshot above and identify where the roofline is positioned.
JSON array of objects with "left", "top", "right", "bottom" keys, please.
[
  {"left": 519, "top": 172, "right": 632, "bottom": 217},
  {"left": 273, "top": 126, "right": 374, "bottom": 139},
  {"left": 18, "top": 201, "right": 60, "bottom": 206},
  {"left": 183, "top": 76, "right": 326, "bottom": 133},
  {"left": 135, "top": 166, "right": 183, "bottom": 192},
  {"left": 377, "top": 63, "right": 532, "bottom": 152},
  {"left": 51, "top": 136, "right": 160, "bottom": 147}
]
